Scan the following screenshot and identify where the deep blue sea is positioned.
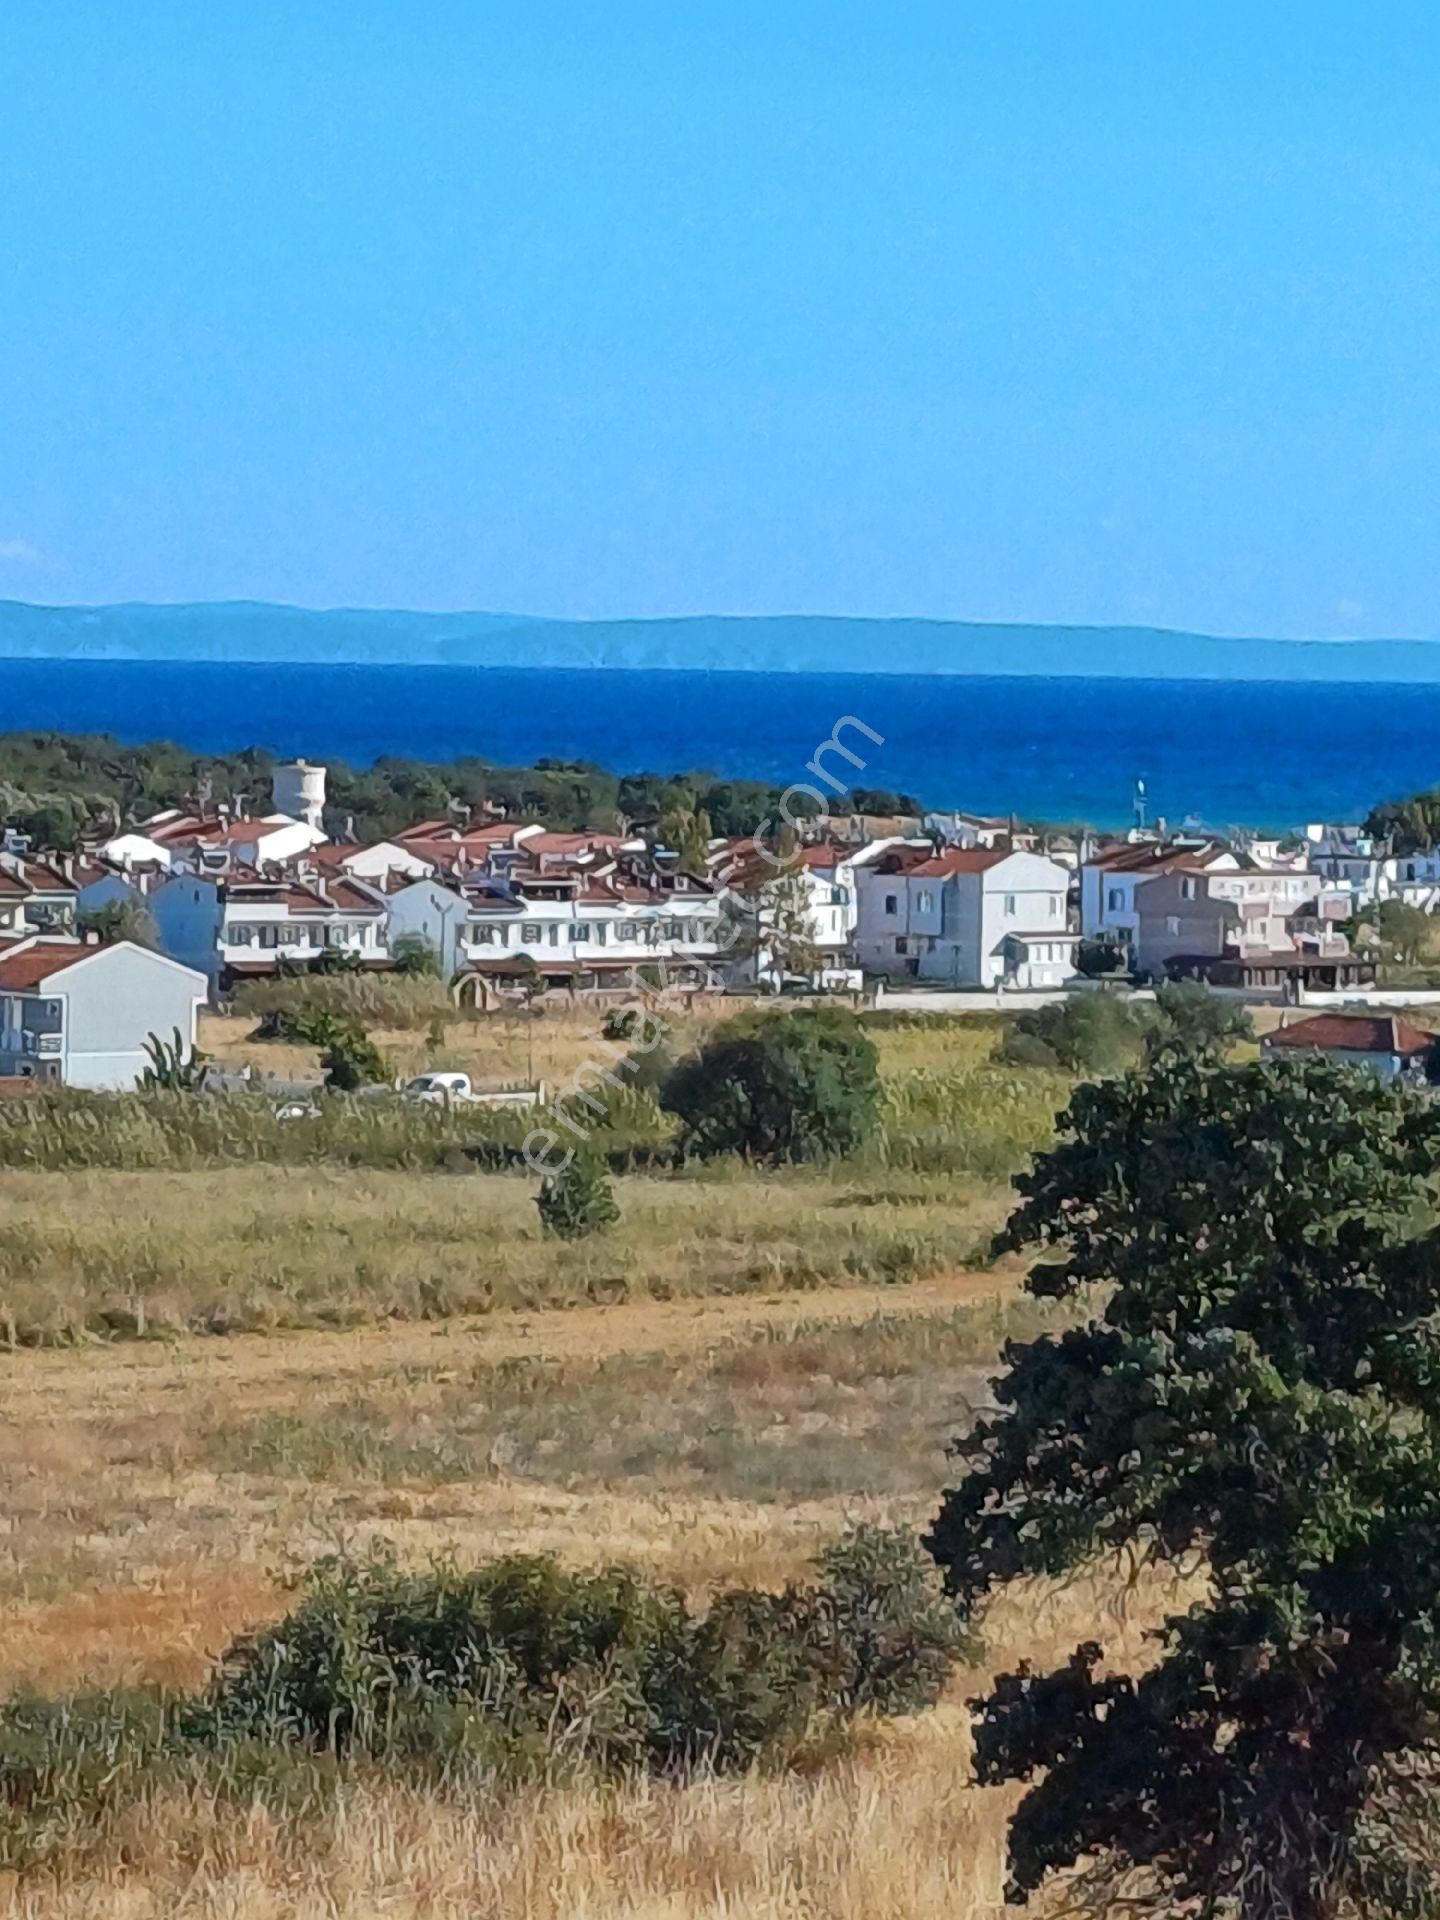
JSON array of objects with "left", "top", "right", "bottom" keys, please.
[{"left": 0, "top": 659, "right": 1435, "bottom": 831}]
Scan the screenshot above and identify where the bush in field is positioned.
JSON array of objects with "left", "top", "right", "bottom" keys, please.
[
  {"left": 1146, "top": 977, "right": 1253, "bottom": 1060},
  {"left": 662, "top": 1008, "right": 880, "bottom": 1162},
  {"left": 601, "top": 1006, "right": 642, "bottom": 1042},
  {"left": 320, "top": 1021, "right": 388, "bottom": 1091},
  {"left": 193, "top": 1529, "right": 966, "bottom": 1775},
  {"left": 535, "top": 1151, "right": 620, "bottom": 1239},
  {"left": 391, "top": 933, "right": 443, "bottom": 977},
  {"left": 0, "top": 1689, "right": 184, "bottom": 1868},
  {"left": 0, "top": 1533, "right": 967, "bottom": 1862},
  {"left": 138, "top": 1027, "right": 207, "bottom": 1092},
  {"left": 309, "top": 946, "right": 365, "bottom": 976},
  {"left": 929, "top": 1053, "right": 1440, "bottom": 1918},
  {"left": 999, "top": 991, "right": 1146, "bottom": 1076},
  {"left": 805, "top": 1523, "right": 969, "bottom": 1716}
]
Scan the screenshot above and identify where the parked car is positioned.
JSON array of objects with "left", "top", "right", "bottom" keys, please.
[{"left": 402, "top": 1071, "right": 478, "bottom": 1107}]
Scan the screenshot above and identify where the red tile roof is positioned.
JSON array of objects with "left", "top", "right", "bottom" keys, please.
[
  {"left": 0, "top": 857, "right": 78, "bottom": 896},
  {"left": 0, "top": 943, "right": 86, "bottom": 990},
  {"left": 1085, "top": 841, "right": 1232, "bottom": 875},
  {"left": 905, "top": 848, "right": 1012, "bottom": 877},
  {"left": 1264, "top": 1014, "right": 1434, "bottom": 1057}
]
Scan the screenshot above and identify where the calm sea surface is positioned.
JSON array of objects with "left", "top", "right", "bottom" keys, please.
[{"left": 0, "top": 660, "right": 1435, "bottom": 830}]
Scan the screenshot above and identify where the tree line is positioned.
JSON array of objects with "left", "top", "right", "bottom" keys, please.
[{"left": 0, "top": 729, "right": 925, "bottom": 848}]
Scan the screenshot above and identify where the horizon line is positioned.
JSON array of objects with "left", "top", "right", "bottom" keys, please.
[{"left": 3, "top": 595, "right": 1440, "bottom": 650}]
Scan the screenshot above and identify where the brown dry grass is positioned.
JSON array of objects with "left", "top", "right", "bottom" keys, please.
[{"left": 0, "top": 1089, "right": 1167, "bottom": 1918}]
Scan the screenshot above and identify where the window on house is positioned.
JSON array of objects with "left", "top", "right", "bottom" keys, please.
[
  {"left": 224, "top": 923, "right": 252, "bottom": 945},
  {"left": 573, "top": 923, "right": 591, "bottom": 943},
  {"left": 616, "top": 923, "right": 636, "bottom": 942},
  {"left": 1181, "top": 877, "right": 1199, "bottom": 901},
  {"left": 547, "top": 925, "right": 559, "bottom": 945},
  {"left": 521, "top": 925, "right": 542, "bottom": 945},
  {"left": 1166, "top": 915, "right": 1181, "bottom": 936},
  {"left": 1106, "top": 887, "right": 1123, "bottom": 911},
  {"left": 1003, "top": 894, "right": 1017, "bottom": 915},
  {"left": 917, "top": 889, "right": 933, "bottom": 912},
  {"left": 884, "top": 894, "right": 898, "bottom": 916},
  {"left": 894, "top": 937, "right": 908, "bottom": 956},
  {"left": 471, "top": 925, "right": 496, "bottom": 945},
  {"left": 1049, "top": 896, "right": 1059, "bottom": 917}
]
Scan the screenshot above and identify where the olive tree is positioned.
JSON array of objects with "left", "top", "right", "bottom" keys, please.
[
  {"left": 928, "top": 1053, "right": 1440, "bottom": 1919},
  {"left": 661, "top": 1007, "right": 880, "bottom": 1163}
]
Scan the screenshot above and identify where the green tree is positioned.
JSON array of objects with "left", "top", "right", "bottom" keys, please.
[
  {"left": 1365, "top": 790, "right": 1440, "bottom": 855},
  {"left": 1073, "top": 936, "right": 1127, "bottom": 979},
  {"left": 77, "top": 899, "right": 159, "bottom": 949},
  {"left": 320, "top": 1020, "right": 388, "bottom": 1090},
  {"left": 928, "top": 1053, "right": 1440, "bottom": 1919},
  {"left": 390, "top": 933, "right": 443, "bottom": 977},
  {"left": 536, "top": 1150, "right": 620, "bottom": 1239},
  {"left": 999, "top": 990, "right": 1147, "bottom": 1075},
  {"left": 662, "top": 1007, "right": 880, "bottom": 1162},
  {"left": 657, "top": 803, "right": 714, "bottom": 879},
  {"left": 1374, "top": 898, "right": 1434, "bottom": 967},
  {"left": 1146, "top": 977, "right": 1254, "bottom": 1060},
  {"left": 720, "top": 867, "right": 823, "bottom": 986}
]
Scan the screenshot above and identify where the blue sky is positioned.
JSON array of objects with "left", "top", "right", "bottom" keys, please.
[{"left": 3, "top": 1, "right": 1440, "bottom": 636}]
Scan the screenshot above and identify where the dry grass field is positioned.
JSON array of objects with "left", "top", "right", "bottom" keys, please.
[
  {"left": 0, "top": 1007, "right": 1168, "bottom": 1917},
  {"left": 0, "top": 1249, "right": 1190, "bottom": 1919}
]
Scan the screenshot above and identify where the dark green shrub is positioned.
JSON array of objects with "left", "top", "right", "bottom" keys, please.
[
  {"left": 391, "top": 934, "right": 443, "bottom": 977},
  {"left": 662, "top": 1008, "right": 880, "bottom": 1162},
  {"left": 536, "top": 1153, "right": 620, "bottom": 1239},
  {"left": 321, "top": 1022, "right": 388, "bottom": 1091},
  {"left": 601, "top": 1006, "right": 642, "bottom": 1042},
  {"left": 806, "top": 1524, "right": 971, "bottom": 1716},
  {"left": 999, "top": 992, "right": 1146, "bottom": 1077},
  {"left": 193, "top": 1529, "right": 966, "bottom": 1776},
  {"left": 1074, "top": 937, "right": 1125, "bottom": 979},
  {"left": 1147, "top": 978, "right": 1253, "bottom": 1060}
]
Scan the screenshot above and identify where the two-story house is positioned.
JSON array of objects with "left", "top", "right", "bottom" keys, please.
[
  {"left": 0, "top": 937, "right": 207, "bottom": 1088},
  {"left": 386, "top": 860, "right": 723, "bottom": 993},
  {"left": 0, "top": 853, "right": 80, "bottom": 940},
  {"left": 854, "top": 847, "right": 1077, "bottom": 988},
  {"left": 149, "top": 870, "right": 389, "bottom": 991},
  {"left": 1079, "top": 841, "right": 1240, "bottom": 964}
]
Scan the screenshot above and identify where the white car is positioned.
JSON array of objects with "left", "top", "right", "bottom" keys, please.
[{"left": 402, "top": 1071, "right": 477, "bottom": 1107}]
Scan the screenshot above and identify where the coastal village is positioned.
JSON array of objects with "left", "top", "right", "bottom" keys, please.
[{"left": 0, "top": 754, "right": 1432, "bottom": 1090}]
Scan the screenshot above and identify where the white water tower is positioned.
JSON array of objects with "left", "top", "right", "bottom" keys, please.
[{"left": 272, "top": 758, "right": 327, "bottom": 830}]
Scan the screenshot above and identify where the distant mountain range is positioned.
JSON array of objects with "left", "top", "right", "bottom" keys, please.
[{"left": 6, "top": 599, "right": 1440, "bottom": 682}]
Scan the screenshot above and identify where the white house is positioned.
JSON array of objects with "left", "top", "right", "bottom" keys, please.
[
  {"left": 709, "top": 839, "right": 899, "bottom": 989},
  {"left": 149, "top": 870, "right": 389, "bottom": 990},
  {"left": 386, "top": 865, "right": 722, "bottom": 989},
  {"left": 0, "top": 938, "right": 207, "bottom": 1089},
  {"left": 311, "top": 840, "right": 437, "bottom": 885},
  {"left": 99, "top": 807, "right": 327, "bottom": 874},
  {"left": 854, "top": 847, "right": 1077, "bottom": 988},
  {"left": 0, "top": 854, "right": 79, "bottom": 939}
]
